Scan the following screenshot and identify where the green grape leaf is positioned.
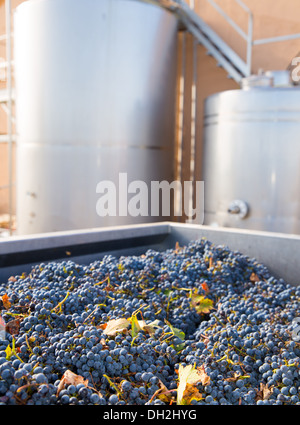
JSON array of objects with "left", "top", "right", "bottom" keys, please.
[
  {"left": 130, "top": 314, "right": 142, "bottom": 340},
  {"left": 191, "top": 294, "right": 214, "bottom": 314},
  {"left": 165, "top": 320, "right": 185, "bottom": 341}
]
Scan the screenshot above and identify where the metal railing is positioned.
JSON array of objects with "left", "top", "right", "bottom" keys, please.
[
  {"left": 204, "top": 0, "right": 300, "bottom": 76},
  {"left": 157, "top": 0, "right": 300, "bottom": 80},
  {"left": 204, "top": 0, "right": 253, "bottom": 76}
]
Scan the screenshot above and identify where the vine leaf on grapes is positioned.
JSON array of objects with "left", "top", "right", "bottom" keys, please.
[
  {"left": 8, "top": 276, "right": 17, "bottom": 282},
  {"left": 165, "top": 320, "right": 185, "bottom": 351},
  {"left": 1, "top": 294, "right": 11, "bottom": 310},
  {"left": 201, "top": 282, "right": 209, "bottom": 293},
  {"left": 225, "top": 371, "right": 250, "bottom": 382},
  {"left": 190, "top": 292, "right": 214, "bottom": 314},
  {"left": 250, "top": 273, "right": 260, "bottom": 283},
  {"left": 5, "top": 338, "right": 23, "bottom": 363},
  {"left": 255, "top": 382, "right": 274, "bottom": 401},
  {"left": 175, "top": 241, "right": 181, "bottom": 253},
  {"left": 165, "top": 320, "right": 185, "bottom": 341},
  {"left": 57, "top": 370, "right": 89, "bottom": 396},
  {"left": 149, "top": 379, "right": 175, "bottom": 404},
  {"left": 101, "top": 318, "right": 130, "bottom": 336},
  {"left": 130, "top": 314, "right": 141, "bottom": 341},
  {"left": 6, "top": 318, "right": 20, "bottom": 336},
  {"left": 180, "top": 383, "right": 203, "bottom": 405},
  {"left": 177, "top": 364, "right": 210, "bottom": 405},
  {"left": 142, "top": 319, "right": 162, "bottom": 336}
]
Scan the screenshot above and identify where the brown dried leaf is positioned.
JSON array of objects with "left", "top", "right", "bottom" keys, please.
[
  {"left": 99, "top": 337, "right": 109, "bottom": 349},
  {"left": 182, "top": 383, "right": 203, "bottom": 404},
  {"left": 177, "top": 364, "right": 210, "bottom": 405},
  {"left": 6, "top": 319, "right": 20, "bottom": 336},
  {"left": 255, "top": 382, "right": 274, "bottom": 401},
  {"left": 250, "top": 273, "right": 260, "bottom": 283},
  {"left": 225, "top": 372, "right": 241, "bottom": 383},
  {"left": 142, "top": 319, "right": 162, "bottom": 336},
  {"left": 57, "top": 370, "right": 88, "bottom": 396},
  {"left": 149, "top": 379, "right": 174, "bottom": 404},
  {"left": 196, "top": 365, "right": 211, "bottom": 387},
  {"left": 8, "top": 276, "right": 17, "bottom": 283},
  {"left": 200, "top": 333, "right": 210, "bottom": 347}
]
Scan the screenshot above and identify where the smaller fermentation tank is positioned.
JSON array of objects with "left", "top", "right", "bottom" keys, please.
[{"left": 203, "top": 71, "right": 300, "bottom": 234}]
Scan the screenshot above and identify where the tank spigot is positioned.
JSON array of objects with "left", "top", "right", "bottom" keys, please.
[{"left": 227, "top": 200, "right": 249, "bottom": 219}]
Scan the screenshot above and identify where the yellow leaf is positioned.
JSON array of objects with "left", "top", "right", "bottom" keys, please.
[
  {"left": 5, "top": 344, "right": 12, "bottom": 360},
  {"left": 191, "top": 294, "right": 214, "bottom": 314},
  {"left": 130, "top": 315, "right": 141, "bottom": 340}
]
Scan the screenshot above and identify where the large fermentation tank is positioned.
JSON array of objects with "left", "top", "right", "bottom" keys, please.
[
  {"left": 203, "top": 76, "right": 300, "bottom": 234},
  {"left": 14, "top": 0, "right": 178, "bottom": 235}
]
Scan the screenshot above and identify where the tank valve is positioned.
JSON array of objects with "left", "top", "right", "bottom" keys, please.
[{"left": 227, "top": 200, "right": 249, "bottom": 219}]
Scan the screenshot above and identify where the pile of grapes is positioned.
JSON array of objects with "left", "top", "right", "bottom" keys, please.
[{"left": 0, "top": 238, "right": 299, "bottom": 405}]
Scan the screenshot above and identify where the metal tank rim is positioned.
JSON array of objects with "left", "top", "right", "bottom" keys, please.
[{"left": 0, "top": 222, "right": 300, "bottom": 287}]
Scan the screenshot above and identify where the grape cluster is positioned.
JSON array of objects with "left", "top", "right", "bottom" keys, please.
[{"left": 0, "top": 238, "right": 299, "bottom": 405}]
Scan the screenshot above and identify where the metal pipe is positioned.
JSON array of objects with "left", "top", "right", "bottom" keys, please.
[
  {"left": 5, "top": 0, "right": 13, "bottom": 236},
  {"left": 253, "top": 32, "right": 300, "bottom": 46},
  {"left": 0, "top": 183, "right": 15, "bottom": 190},
  {"left": 234, "top": 0, "right": 252, "bottom": 14},
  {"left": 0, "top": 135, "right": 16, "bottom": 143},
  {"left": 246, "top": 11, "right": 253, "bottom": 76},
  {"left": 0, "top": 60, "right": 14, "bottom": 69}
]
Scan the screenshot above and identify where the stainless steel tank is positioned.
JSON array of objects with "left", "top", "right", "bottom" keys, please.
[
  {"left": 203, "top": 77, "right": 300, "bottom": 234},
  {"left": 14, "top": 0, "right": 178, "bottom": 235}
]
